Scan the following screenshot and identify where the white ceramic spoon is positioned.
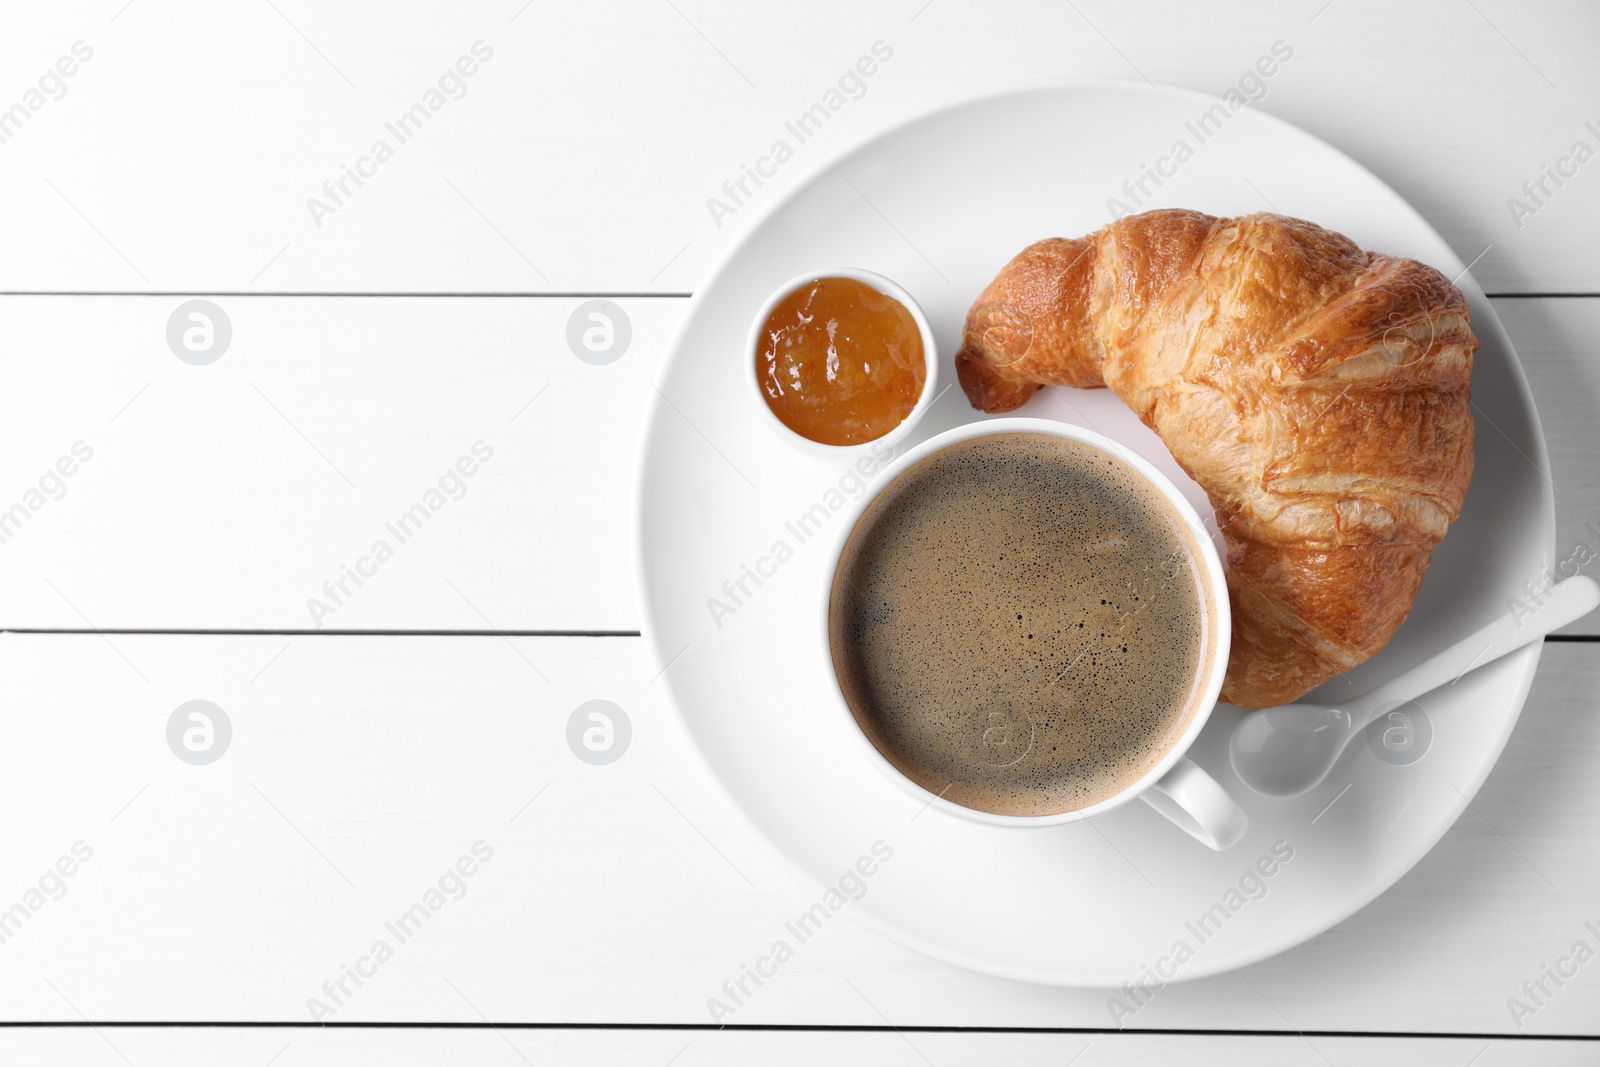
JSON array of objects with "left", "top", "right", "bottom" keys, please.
[{"left": 1229, "top": 576, "right": 1600, "bottom": 798}]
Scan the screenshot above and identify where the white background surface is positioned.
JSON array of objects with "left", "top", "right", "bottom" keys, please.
[{"left": 1, "top": 0, "right": 1598, "bottom": 1062}]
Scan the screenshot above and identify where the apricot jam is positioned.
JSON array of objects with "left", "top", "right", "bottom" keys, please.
[{"left": 757, "top": 276, "right": 926, "bottom": 446}]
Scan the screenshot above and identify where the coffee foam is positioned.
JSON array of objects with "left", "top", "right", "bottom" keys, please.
[{"left": 829, "top": 433, "right": 1215, "bottom": 817}]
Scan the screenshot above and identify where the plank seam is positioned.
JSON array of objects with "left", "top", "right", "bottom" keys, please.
[
  {"left": 0, "top": 1022, "right": 1590, "bottom": 1040},
  {"left": 0, "top": 629, "right": 642, "bottom": 637},
  {"left": 0, "top": 291, "right": 694, "bottom": 298}
]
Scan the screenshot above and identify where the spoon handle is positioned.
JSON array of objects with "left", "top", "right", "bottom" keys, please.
[{"left": 1347, "top": 576, "right": 1600, "bottom": 732}]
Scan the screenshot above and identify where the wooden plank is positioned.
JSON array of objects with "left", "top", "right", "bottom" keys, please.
[
  {"left": 0, "top": 1027, "right": 1593, "bottom": 1067},
  {"left": 0, "top": 1, "right": 1595, "bottom": 294},
  {"left": 0, "top": 633, "right": 1594, "bottom": 1034},
  {"left": 1493, "top": 300, "right": 1600, "bottom": 636},
  {"left": 2, "top": 296, "right": 1595, "bottom": 632},
  {"left": 0, "top": 295, "right": 673, "bottom": 633}
]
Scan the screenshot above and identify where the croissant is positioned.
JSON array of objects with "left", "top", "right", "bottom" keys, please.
[{"left": 955, "top": 209, "right": 1476, "bottom": 708}]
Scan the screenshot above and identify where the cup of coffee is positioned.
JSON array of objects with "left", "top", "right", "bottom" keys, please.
[{"left": 820, "top": 417, "right": 1247, "bottom": 849}]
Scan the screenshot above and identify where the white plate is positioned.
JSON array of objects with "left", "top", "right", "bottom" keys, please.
[{"left": 634, "top": 82, "right": 1552, "bottom": 985}]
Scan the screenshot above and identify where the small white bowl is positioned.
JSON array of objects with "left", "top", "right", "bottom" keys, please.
[{"left": 746, "top": 268, "right": 939, "bottom": 458}]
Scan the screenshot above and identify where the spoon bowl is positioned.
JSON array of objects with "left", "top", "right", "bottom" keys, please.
[{"left": 1231, "top": 703, "right": 1354, "bottom": 797}]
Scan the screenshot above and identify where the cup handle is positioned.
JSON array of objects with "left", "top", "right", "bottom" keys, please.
[{"left": 1139, "top": 757, "right": 1248, "bottom": 850}]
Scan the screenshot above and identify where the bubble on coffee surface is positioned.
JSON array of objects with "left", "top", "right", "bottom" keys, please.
[{"left": 829, "top": 433, "right": 1213, "bottom": 817}]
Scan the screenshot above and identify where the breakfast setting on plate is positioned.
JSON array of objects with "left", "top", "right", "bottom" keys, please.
[
  {"left": 636, "top": 35, "right": 1600, "bottom": 1054},
  {"left": 745, "top": 207, "right": 1594, "bottom": 846},
  {"left": 6, "top": 2, "right": 1600, "bottom": 1064}
]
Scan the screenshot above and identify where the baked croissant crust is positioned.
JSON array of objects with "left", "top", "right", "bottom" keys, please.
[{"left": 955, "top": 210, "right": 1476, "bottom": 708}]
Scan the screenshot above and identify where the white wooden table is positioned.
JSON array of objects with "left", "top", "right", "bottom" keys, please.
[{"left": 2, "top": 1, "right": 1597, "bottom": 1062}]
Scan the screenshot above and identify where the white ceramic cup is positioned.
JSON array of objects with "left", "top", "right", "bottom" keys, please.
[
  {"left": 819, "top": 417, "right": 1249, "bottom": 850},
  {"left": 747, "top": 268, "right": 940, "bottom": 458}
]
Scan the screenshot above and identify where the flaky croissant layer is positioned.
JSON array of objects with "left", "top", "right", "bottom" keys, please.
[{"left": 956, "top": 210, "right": 1476, "bottom": 708}]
